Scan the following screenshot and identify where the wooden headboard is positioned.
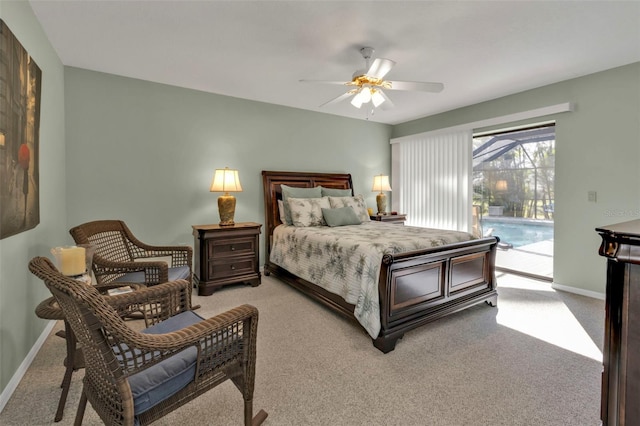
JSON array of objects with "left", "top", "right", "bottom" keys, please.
[{"left": 261, "top": 170, "right": 354, "bottom": 261}]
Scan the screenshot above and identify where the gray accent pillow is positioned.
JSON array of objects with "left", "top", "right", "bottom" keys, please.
[
  {"left": 281, "top": 185, "right": 322, "bottom": 225},
  {"left": 322, "top": 207, "right": 362, "bottom": 227},
  {"left": 320, "top": 186, "right": 353, "bottom": 197}
]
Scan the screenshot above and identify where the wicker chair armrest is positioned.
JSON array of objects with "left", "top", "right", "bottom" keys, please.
[
  {"left": 93, "top": 256, "right": 170, "bottom": 283},
  {"left": 128, "top": 244, "right": 193, "bottom": 267},
  {"left": 113, "top": 304, "right": 258, "bottom": 375},
  {"left": 93, "top": 257, "right": 169, "bottom": 273},
  {"left": 132, "top": 304, "right": 257, "bottom": 349},
  {"left": 105, "top": 279, "right": 191, "bottom": 322},
  {"left": 133, "top": 244, "right": 192, "bottom": 255},
  {"left": 95, "top": 282, "right": 146, "bottom": 294}
]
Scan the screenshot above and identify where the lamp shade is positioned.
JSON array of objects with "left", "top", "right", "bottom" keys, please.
[
  {"left": 495, "top": 180, "right": 508, "bottom": 191},
  {"left": 371, "top": 89, "right": 385, "bottom": 107},
  {"left": 359, "top": 86, "right": 372, "bottom": 103},
  {"left": 210, "top": 167, "right": 243, "bottom": 193},
  {"left": 350, "top": 89, "right": 364, "bottom": 108},
  {"left": 371, "top": 175, "right": 392, "bottom": 193}
]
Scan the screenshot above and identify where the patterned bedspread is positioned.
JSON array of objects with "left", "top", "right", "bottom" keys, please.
[{"left": 269, "top": 222, "right": 475, "bottom": 338}]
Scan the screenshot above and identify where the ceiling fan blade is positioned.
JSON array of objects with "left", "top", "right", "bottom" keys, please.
[
  {"left": 366, "top": 58, "right": 395, "bottom": 79},
  {"left": 300, "top": 79, "right": 351, "bottom": 86},
  {"left": 386, "top": 81, "right": 444, "bottom": 92},
  {"left": 319, "top": 90, "right": 356, "bottom": 107}
]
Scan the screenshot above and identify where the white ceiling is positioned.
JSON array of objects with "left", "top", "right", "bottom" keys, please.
[{"left": 29, "top": 1, "right": 640, "bottom": 125}]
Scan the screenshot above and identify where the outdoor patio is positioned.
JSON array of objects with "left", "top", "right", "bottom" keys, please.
[{"left": 495, "top": 239, "right": 553, "bottom": 280}]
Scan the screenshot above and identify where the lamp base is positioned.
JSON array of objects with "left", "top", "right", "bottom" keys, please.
[
  {"left": 218, "top": 194, "right": 236, "bottom": 226},
  {"left": 376, "top": 193, "right": 387, "bottom": 215}
]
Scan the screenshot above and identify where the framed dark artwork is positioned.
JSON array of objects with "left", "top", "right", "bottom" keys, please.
[{"left": 0, "top": 19, "right": 41, "bottom": 239}]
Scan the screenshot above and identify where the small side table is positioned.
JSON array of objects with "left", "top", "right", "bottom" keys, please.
[
  {"left": 192, "top": 222, "right": 262, "bottom": 296},
  {"left": 370, "top": 214, "right": 407, "bottom": 225}
]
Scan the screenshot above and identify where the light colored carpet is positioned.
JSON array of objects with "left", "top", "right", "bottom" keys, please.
[{"left": 0, "top": 272, "right": 604, "bottom": 425}]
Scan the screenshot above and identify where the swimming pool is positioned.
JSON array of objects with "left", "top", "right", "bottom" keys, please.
[{"left": 480, "top": 219, "right": 553, "bottom": 248}]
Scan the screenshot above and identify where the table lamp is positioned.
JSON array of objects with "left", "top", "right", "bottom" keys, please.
[
  {"left": 372, "top": 174, "right": 392, "bottom": 214},
  {"left": 210, "top": 167, "right": 243, "bottom": 226}
]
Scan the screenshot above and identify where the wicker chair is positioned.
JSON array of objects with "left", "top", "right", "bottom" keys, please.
[
  {"left": 69, "top": 220, "right": 194, "bottom": 300},
  {"left": 29, "top": 256, "right": 267, "bottom": 426}
]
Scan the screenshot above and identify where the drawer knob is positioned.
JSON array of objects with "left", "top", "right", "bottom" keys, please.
[
  {"left": 230, "top": 265, "right": 236, "bottom": 270},
  {"left": 231, "top": 246, "right": 235, "bottom": 251}
]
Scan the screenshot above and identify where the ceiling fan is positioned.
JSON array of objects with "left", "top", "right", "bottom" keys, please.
[{"left": 301, "top": 47, "right": 444, "bottom": 110}]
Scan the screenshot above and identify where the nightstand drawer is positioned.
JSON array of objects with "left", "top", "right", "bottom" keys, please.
[
  {"left": 208, "top": 257, "right": 256, "bottom": 279},
  {"left": 207, "top": 237, "right": 255, "bottom": 258}
]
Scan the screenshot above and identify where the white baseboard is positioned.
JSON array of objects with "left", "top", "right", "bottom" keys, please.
[
  {"left": 552, "top": 282, "right": 605, "bottom": 300},
  {"left": 0, "top": 320, "right": 56, "bottom": 413}
]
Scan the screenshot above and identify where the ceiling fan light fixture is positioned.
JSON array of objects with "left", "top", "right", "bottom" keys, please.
[
  {"left": 360, "top": 86, "right": 372, "bottom": 103},
  {"left": 305, "top": 46, "right": 443, "bottom": 112},
  {"left": 371, "top": 89, "right": 385, "bottom": 107},
  {"left": 350, "top": 90, "right": 364, "bottom": 108}
]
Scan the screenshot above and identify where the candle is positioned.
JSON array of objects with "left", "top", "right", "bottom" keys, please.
[{"left": 60, "top": 246, "right": 86, "bottom": 276}]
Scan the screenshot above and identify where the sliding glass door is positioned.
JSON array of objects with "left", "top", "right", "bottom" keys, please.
[{"left": 472, "top": 124, "right": 555, "bottom": 280}]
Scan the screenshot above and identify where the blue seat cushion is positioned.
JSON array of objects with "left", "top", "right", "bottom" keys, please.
[
  {"left": 127, "top": 310, "right": 203, "bottom": 415},
  {"left": 113, "top": 265, "right": 191, "bottom": 284}
]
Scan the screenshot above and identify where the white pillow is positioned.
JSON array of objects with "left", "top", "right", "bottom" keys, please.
[
  {"left": 327, "top": 195, "right": 371, "bottom": 223},
  {"left": 277, "top": 200, "right": 287, "bottom": 224},
  {"left": 288, "top": 197, "right": 331, "bottom": 227},
  {"left": 281, "top": 184, "right": 322, "bottom": 225}
]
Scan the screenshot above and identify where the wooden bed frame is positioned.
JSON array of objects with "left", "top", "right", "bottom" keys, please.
[{"left": 262, "top": 170, "right": 499, "bottom": 353}]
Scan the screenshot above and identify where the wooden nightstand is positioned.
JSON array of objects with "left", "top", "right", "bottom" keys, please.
[
  {"left": 369, "top": 214, "right": 407, "bottom": 225},
  {"left": 192, "top": 222, "right": 262, "bottom": 296}
]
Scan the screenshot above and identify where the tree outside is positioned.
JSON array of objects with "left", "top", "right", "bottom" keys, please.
[{"left": 473, "top": 127, "right": 555, "bottom": 221}]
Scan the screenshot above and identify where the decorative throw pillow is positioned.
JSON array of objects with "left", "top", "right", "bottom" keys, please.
[
  {"left": 281, "top": 185, "right": 322, "bottom": 225},
  {"left": 288, "top": 197, "right": 331, "bottom": 227},
  {"left": 322, "top": 207, "right": 362, "bottom": 227},
  {"left": 319, "top": 186, "right": 353, "bottom": 197},
  {"left": 328, "top": 195, "right": 371, "bottom": 223}
]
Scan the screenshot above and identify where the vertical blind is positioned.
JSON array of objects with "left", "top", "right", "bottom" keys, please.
[{"left": 392, "top": 129, "right": 472, "bottom": 232}]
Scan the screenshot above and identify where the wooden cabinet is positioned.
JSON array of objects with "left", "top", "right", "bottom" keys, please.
[
  {"left": 192, "top": 222, "right": 262, "bottom": 296},
  {"left": 596, "top": 220, "right": 640, "bottom": 426},
  {"left": 370, "top": 214, "right": 406, "bottom": 225}
]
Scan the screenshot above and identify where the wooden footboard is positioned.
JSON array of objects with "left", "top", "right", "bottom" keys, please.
[
  {"left": 262, "top": 170, "right": 498, "bottom": 353},
  {"left": 264, "top": 235, "right": 498, "bottom": 353},
  {"left": 374, "top": 237, "right": 498, "bottom": 353}
]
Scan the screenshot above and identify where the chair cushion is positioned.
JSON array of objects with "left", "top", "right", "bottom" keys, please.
[
  {"left": 128, "top": 310, "right": 203, "bottom": 415},
  {"left": 113, "top": 265, "right": 191, "bottom": 284}
]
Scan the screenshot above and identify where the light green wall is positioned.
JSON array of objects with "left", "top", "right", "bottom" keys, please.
[
  {"left": 64, "top": 67, "right": 393, "bottom": 265},
  {"left": 0, "top": 2, "right": 67, "bottom": 392},
  {"left": 393, "top": 62, "right": 640, "bottom": 294}
]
